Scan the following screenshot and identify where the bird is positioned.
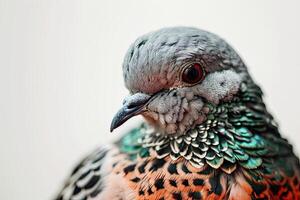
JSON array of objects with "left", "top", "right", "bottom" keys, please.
[{"left": 56, "top": 27, "right": 300, "bottom": 200}]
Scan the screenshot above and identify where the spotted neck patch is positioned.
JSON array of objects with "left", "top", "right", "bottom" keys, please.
[{"left": 118, "top": 80, "right": 278, "bottom": 173}]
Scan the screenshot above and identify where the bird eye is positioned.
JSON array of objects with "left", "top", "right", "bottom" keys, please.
[{"left": 181, "top": 63, "right": 205, "bottom": 84}]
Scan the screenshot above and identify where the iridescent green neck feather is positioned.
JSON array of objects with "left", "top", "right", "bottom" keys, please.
[{"left": 118, "top": 79, "right": 295, "bottom": 177}]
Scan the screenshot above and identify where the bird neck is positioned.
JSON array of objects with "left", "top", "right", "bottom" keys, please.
[{"left": 119, "top": 80, "right": 280, "bottom": 172}]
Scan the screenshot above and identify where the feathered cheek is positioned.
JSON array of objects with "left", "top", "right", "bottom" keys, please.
[
  {"left": 145, "top": 93, "right": 181, "bottom": 122},
  {"left": 143, "top": 91, "right": 206, "bottom": 134},
  {"left": 196, "top": 69, "right": 243, "bottom": 104}
]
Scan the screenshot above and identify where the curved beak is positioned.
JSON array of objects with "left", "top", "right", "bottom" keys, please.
[{"left": 110, "top": 93, "right": 151, "bottom": 132}]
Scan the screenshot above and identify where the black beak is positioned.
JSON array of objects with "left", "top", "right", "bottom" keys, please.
[{"left": 110, "top": 94, "right": 151, "bottom": 132}]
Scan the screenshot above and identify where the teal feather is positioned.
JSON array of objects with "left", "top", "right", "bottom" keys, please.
[{"left": 117, "top": 79, "right": 300, "bottom": 181}]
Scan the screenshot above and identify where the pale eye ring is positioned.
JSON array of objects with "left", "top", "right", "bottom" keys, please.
[{"left": 181, "top": 63, "right": 205, "bottom": 84}]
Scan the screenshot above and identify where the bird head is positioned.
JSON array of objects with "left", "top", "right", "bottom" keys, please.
[{"left": 111, "top": 27, "right": 248, "bottom": 135}]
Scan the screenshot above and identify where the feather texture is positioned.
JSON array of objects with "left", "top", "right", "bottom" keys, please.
[{"left": 56, "top": 79, "right": 300, "bottom": 200}]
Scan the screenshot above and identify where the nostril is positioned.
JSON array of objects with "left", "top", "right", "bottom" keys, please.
[
  {"left": 127, "top": 103, "right": 136, "bottom": 109},
  {"left": 127, "top": 98, "right": 149, "bottom": 109},
  {"left": 124, "top": 93, "right": 152, "bottom": 109}
]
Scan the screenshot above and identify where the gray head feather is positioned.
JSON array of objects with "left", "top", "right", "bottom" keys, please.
[
  {"left": 113, "top": 27, "right": 248, "bottom": 135},
  {"left": 123, "top": 27, "right": 246, "bottom": 94}
]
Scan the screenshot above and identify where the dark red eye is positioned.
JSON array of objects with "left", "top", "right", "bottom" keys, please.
[{"left": 182, "top": 63, "right": 205, "bottom": 84}]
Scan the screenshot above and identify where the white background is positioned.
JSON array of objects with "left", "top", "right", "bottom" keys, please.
[{"left": 1, "top": 0, "right": 300, "bottom": 199}]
